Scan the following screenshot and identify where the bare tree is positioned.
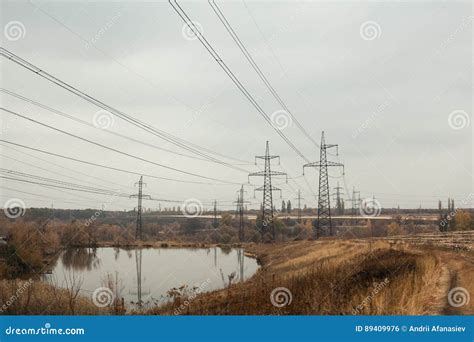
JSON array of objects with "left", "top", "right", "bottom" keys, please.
[{"left": 63, "top": 270, "right": 83, "bottom": 315}]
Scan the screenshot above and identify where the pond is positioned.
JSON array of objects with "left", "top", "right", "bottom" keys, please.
[{"left": 44, "top": 247, "right": 259, "bottom": 309}]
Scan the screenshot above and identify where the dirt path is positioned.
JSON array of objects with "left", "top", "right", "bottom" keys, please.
[
  {"left": 436, "top": 250, "right": 474, "bottom": 315},
  {"left": 402, "top": 244, "right": 474, "bottom": 315}
]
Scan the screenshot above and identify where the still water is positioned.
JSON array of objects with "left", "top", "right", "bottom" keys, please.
[{"left": 45, "top": 247, "right": 259, "bottom": 309}]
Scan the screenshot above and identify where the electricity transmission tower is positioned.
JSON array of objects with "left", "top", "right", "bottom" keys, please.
[
  {"left": 130, "top": 176, "right": 151, "bottom": 240},
  {"left": 294, "top": 189, "right": 304, "bottom": 223},
  {"left": 234, "top": 194, "right": 240, "bottom": 219},
  {"left": 213, "top": 200, "right": 218, "bottom": 228},
  {"left": 304, "top": 132, "right": 344, "bottom": 238},
  {"left": 350, "top": 187, "right": 361, "bottom": 217},
  {"left": 333, "top": 182, "right": 345, "bottom": 216},
  {"left": 249, "top": 141, "right": 287, "bottom": 241},
  {"left": 234, "top": 185, "right": 249, "bottom": 242}
]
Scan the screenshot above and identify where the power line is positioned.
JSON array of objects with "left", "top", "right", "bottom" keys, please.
[
  {"left": 0, "top": 175, "right": 131, "bottom": 198},
  {"left": 242, "top": 0, "right": 335, "bottom": 148},
  {"left": 0, "top": 168, "right": 158, "bottom": 204},
  {"left": 220, "top": 3, "right": 357, "bottom": 204},
  {"left": 1, "top": 107, "right": 239, "bottom": 184},
  {"left": 0, "top": 151, "right": 137, "bottom": 194},
  {"left": 0, "top": 168, "right": 137, "bottom": 208},
  {"left": 209, "top": 0, "right": 319, "bottom": 149},
  {"left": 168, "top": 0, "right": 310, "bottom": 163},
  {"left": 1, "top": 172, "right": 185, "bottom": 204},
  {"left": 0, "top": 88, "right": 231, "bottom": 165},
  {"left": 0, "top": 140, "right": 231, "bottom": 186},
  {"left": 0, "top": 151, "right": 180, "bottom": 200},
  {"left": 0, "top": 186, "right": 129, "bottom": 209},
  {"left": 0, "top": 153, "right": 274, "bottom": 209},
  {"left": 174, "top": 0, "right": 320, "bottom": 202},
  {"left": 1, "top": 144, "right": 250, "bottom": 207},
  {"left": 0, "top": 168, "right": 126, "bottom": 195},
  {"left": 0, "top": 47, "right": 250, "bottom": 169},
  {"left": 1, "top": 168, "right": 244, "bottom": 208}
]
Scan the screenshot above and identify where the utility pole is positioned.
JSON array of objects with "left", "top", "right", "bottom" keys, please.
[
  {"left": 213, "top": 200, "right": 218, "bottom": 229},
  {"left": 249, "top": 141, "right": 287, "bottom": 241},
  {"left": 294, "top": 189, "right": 304, "bottom": 223},
  {"left": 303, "top": 131, "right": 344, "bottom": 238},
  {"left": 130, "top": 176, "right": 151, "bottom": 240}
]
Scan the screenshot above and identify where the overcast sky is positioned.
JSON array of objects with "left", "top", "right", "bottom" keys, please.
[{"left": 0, "top": 0, "right": 472, "bottom": 212}]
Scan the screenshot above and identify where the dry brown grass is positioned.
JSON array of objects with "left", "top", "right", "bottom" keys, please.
[
  {"left": 0, "top": 279, "right": 103, "bottom": 315},
  {"left": 145, "top": 240, "right": 444, "bottom": 315},
  {"left": 2, "top": 240, "right": 467, "bottom": 316},
  {"left": 420, "top": 246, "right": 474, "bottom": 315}
]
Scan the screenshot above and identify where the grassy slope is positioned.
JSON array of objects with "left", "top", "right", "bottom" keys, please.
[
  {"left": 144, "top": 240, "right": 452, "bottom": 315},
  {"left": 1, "top": 240, "right": 472, "bottom": 315}
]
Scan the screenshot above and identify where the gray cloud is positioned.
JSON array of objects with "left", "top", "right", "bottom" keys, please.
[{"left": 0, "top": 0, "right": 472, "bottom": 210}]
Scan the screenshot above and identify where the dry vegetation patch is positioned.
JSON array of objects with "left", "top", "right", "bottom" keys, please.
[
  {"left": 145, "top": 241, "right": 444, "bottom": 315},
  {"left": 0, "top": 279, "right": 102, "bottom": 315}
]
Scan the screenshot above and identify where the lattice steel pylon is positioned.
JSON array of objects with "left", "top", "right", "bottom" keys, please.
[
  {"left": 350, "top": 187, "right": 360, "bottom": 217},
  {"left": 213, "top": 200, "right": 218, "bottom": 228},
  {"left": 303, "top": 132, "right": 344, "bottom": 238},
  {"left": 249, "top": 141, "right": 287, "bottom": 241},
  {"left": 294, "top": 189, "right": 304, "bottom": 223},
  {"left": 130, "top": 176, "right": 151, "bottom": 240},
  {"left": 234, "top": 185, "right": 249, "bottom": 242},
  {"left": 332, "top": 182, "right": 345, "bottom": 216}
]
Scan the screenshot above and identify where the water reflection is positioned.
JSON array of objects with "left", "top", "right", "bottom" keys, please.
[
  {"left": 48, "top": 247, "right": 258, "bottom": 309},
  {"left": 61, "top": 248, "right": 100, "bottom": 271},
  {"left": 130, "top": 249, "right": 151, "bottom": 308},
  {"left": 136, "top": 249, "right": 142, "bottom": 307},
  {"left": 237, "top": 248, "right": 244, "bottom": 282}
]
